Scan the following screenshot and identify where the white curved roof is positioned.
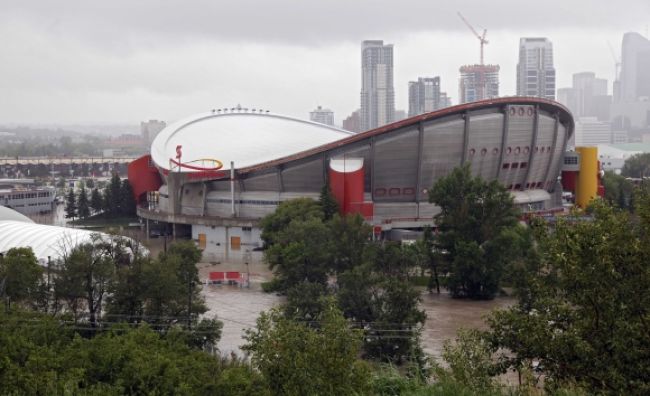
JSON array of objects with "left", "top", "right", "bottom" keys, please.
[
  {"left": 151, "top": 110, "right": 353, "bottom": 172},
  {"left": 0, "top": 221, "right": 142, "bottom": 265},
  {"left": 0, "top": 205, "right": 34, "bottom": 223}
]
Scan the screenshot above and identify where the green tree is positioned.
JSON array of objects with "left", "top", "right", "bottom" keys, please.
[
  {"left": 0, "top": 248, "right": 43, "bottom": 311},
  {"left": 439, "top": 329, "right": 499, "bottom": 394},
  {"left": 77, "top": 184, "right": 90, "bottom": 219},
  {"left": 54, "top": 238, "right": 116, "bottom": 327},
  {"left": 142, "top": 241, "right": 210, "bottom": 331},
  {"left": 601, "top": 171, "right": 634, "bottom": 210},
  {"left": 105, "top": 255, "right": 148, "bottom": 323},
  {"left": 260, "top": 197, "right": 324, "bottom": 247},
  {"left": 103, "top": 172, "right": 122, "bottom": 216},
  {"left": 621, "top": 152, "right": 650, "bottom": 178},
  {"left": 337, "top": 242, "right": 426, "bottom": 364},
  {"left": 486, "top": 200, "right": 650, "bottom": 393},
  {"left": 90, "top": 187, "right": 103, "bottom": 214},
  {"left": 64, "top": 188, "right": 77, "bottom": 220},
  {"left": 0, "top": 310, "right": 263, "bottom": 395},
  {"left": 264, "top": 216, "right": 333, "bottom": 292},
  {"left": 243, "top": 300, "right": 371, "bottom": 396},
  {"left": 283, "top": 281, "right": 329, "bottom": 321},
  {"left": 329, "top": 213, "right": 372, "bottom": 273},
  {"left": 429, "top": 165, "right": 521, "bottom": 299},
  {"left": 121, "top": 179, "right": 137, "bottom": 217},
  {"left": 319, "top": 183, "right": 339, "bottom": 220},
  {"left": 419, "top": 226, "right": 442, "bottom": 294},
  {"left": 85, "top": 178, "right": 95, "bottom": 188}
]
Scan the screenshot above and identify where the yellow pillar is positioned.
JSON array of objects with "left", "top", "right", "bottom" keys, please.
[{"left": 576, "top": 146, "right": 598, "bottom": 208}]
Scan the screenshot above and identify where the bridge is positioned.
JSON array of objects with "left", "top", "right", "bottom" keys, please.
[{"left": 0, "top": 156, "right": 137, "bottom": 166}]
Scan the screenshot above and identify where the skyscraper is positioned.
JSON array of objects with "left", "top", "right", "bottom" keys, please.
[
  {"left": 458, "top": 65, "right": 499, "bottom": 104},
  {"left": 408, "top": 76, "right": 450, "bottom": 117},
  {"left": 360, "top": 40, "right": 395, "bottom": 131},
  {"left": 557, "top": 72, "right": 610, "bottom": 122},
  {"left": 516, "top": 38, "right": 556, "bottom": 99},
  {"left": 619, "top": 32, "right": 650, "bottom": 102},
  {"left": 309, "top": 106, "right": 334, "bottom": 126},
  {"left": 611, "top": 32, "right": 650, "bottom": 131}
]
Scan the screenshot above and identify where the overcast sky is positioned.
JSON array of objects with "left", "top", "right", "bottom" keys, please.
[{"left": 1, "top": 0, "right": 648, "bottom": 126}]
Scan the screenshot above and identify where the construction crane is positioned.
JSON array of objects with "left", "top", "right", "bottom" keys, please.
[
  {"left": 458, "top": 12, "right": 488, "bottom": 65},
  {"left": 607, "top": 41, "right": 621, "bottom": 80}
]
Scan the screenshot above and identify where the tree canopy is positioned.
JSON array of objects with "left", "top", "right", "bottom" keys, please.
[
  {"left": 243, "top": 300, "right": 371, "bottom": 396},
  {"left": 621, "top": 152, "right": 650, "bottom": 178},
  {"left": 260, "top": 194, "right": 426, "bottom": 365},
  {"left": 485, "top": 200, "right": 650, "bottom": 393},
  {"left": 0, "top": 248, "right": 43, "bottom": 311},
  {"left": 429, "top": 165, "right": 524, "bottom": 299}
]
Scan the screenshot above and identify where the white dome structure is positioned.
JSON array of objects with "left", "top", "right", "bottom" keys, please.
[
  {"left": 0, "top": 207, "right": 143, "bottom": 265},
  {"left": 151, "top": 109, "right": 353, "bottom": 172}
]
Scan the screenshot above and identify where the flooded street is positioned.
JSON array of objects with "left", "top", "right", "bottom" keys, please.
[
  {"left": 419, "top": 292, "right": 514, "bottom": 358},
  {"left": 203, "top": 284, "right": 280, "bottom": 355},
  {"left": 201, "top": 279, "right": 514, "bottom": 360},
  {"left": 28, "top": 202, "right": 67, "bottom": 226},
  {"left": 29, "top": 208, "right": 514, "bottom": 360}
]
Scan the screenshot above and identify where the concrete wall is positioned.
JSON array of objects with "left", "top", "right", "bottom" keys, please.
[{"left": 192, "top": 224, "right": 262, "bottom": 264}]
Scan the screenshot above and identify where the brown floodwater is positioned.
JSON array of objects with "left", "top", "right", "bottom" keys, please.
[{"left": 201, "top": 276, "right": 514, "bottom": 360}]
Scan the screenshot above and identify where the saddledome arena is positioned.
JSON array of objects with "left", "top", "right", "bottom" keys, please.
[{"left": 129, "top": 97, "right": 574, "bottom": 264}]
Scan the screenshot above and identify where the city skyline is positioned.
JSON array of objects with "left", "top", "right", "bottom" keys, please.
[{"left": 0, "top": 1, "right": 648, "bottom": 125}]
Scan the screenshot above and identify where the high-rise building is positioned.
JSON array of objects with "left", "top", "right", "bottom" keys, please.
[
  {"left": 619, "top": 32, "right": 650, "bottom": 102},
  {"left": 342, "top": 109, "right": 361, "bottom": 133},
  {"left": 360, "top": 40, "right": 395, "bottom": 131},
  {"left": 557, "top": 72, "right": 611, "bottom": 122},
  {"left": 516, "top": 38, "right": 556, "bottom": 99},
  {"left": 611, "top": 32, "right": 650, "bottom": 132},
  {"left": 408, "top": 76, "right": 450, "bottom": 117},
  {"left": 458, "top": 65, "right": 499, "bottom": 104},
  {"left": 309, "top": 106, "right": 334, "bottom": 126},
  {"left": 141, "top": 120, "right": 167, "bottom": 145}
]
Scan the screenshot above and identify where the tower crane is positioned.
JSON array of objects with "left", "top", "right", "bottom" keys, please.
[
  {"left": 457, "top": 12, "right": 488, "bottom": 65},
  {"left": 607, "top": 41, "right": 621, "bottom": 80}
]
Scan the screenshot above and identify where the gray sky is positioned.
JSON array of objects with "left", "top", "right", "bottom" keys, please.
[{"left": 0, "top": 0, "right": 648, "bottom": 125}]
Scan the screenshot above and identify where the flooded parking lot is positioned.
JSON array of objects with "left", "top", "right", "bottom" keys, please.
[{"left": 201, "top": 279, "right": 514, "bottom": 360}]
